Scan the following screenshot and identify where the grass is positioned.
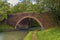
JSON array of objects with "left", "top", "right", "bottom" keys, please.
[
  {"left": 24, "top": 27, "right": 60, "bottom": 40},
  {"left": 24, "top": 31, "right": 33, "bottom": 40},
  {"left": 37, "top": 27, "right": 60, "bottom": 40},
  {"left": 0, "top": 23, "right": 15, "bottom": 32}
]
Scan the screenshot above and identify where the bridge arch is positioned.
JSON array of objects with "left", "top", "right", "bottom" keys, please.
[
  {"left": 15, "top": 16, "right": 44, "bottom": 29},
  {"left": 7, "top": 12, "right": 55, "bottom": 30}
]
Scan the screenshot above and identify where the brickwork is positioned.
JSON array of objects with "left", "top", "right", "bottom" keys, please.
[{"left": 7, "top": 12, "right": 55, "bottom": 29}]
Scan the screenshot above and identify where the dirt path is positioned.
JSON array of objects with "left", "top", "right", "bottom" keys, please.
[{"left": 32, "top": 31, "right": 37, "bottom": 40}]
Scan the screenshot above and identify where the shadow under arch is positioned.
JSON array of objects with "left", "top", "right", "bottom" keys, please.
[{"left": 15, "top": 16, "right": 44, "bottom": 30}]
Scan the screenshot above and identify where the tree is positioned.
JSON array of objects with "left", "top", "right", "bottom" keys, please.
[
  {"left": 11, "top": 3, "right": 27, "bottom": 13},
  {"left": 36, "top": 0, "right": 60, "bottom": 25},
  {"left": 0, "top": 0, "right": 10, "bottom": 21}
]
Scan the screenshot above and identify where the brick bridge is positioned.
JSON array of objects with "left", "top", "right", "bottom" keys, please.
[{"left": 7, "top": 12, "right": 55, "bottom": 30}]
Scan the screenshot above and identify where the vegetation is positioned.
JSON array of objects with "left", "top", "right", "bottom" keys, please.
[
  {"left": 0, "top": 0, "right": 60, "bottom": 31},
  {"left": 24, "top": 31, "right": 33, "bottom": 40},
  {"left": 0, "top": 0, "right": 10, "bottom": 21},
  {"left": 24, "top": 27, "right": 60, "bottom": 40},
  {"left": 0, "top": 0, "right": 60, "bottom": 40},
  {"left": 0, "top": 0, "right": 60, "bottom": 21},
  {"left": 0, "top": 23, "right": 15, "bottom": 32},
  {"left": 29, "top": 18, "right": 40, "bottom": 27},
  {"left": 37, "top": 27, "right": 60, "bottom": 40}
]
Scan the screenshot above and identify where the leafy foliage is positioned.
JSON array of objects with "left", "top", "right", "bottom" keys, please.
[
  {"left": 12, "top": 3, "right": 27, "bottom": 13},
  {"left": 0, "top": 0, "right": 60, "bottom": 25},
  {"left": 36, "top": 0, "right": 60, "bottom": 25},
  {"left": 0, "top": 23, "right": 15, "bottom": 32},
  {"left": 0, "top": 0, "right": 10, "bottom": 21}
]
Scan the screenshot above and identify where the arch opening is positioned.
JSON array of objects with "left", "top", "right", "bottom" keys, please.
[{"left": 15, "top": 16, "right": 43, "bottom": 30}]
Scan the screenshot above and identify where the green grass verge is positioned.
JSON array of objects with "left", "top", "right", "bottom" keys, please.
[
  {"left": 24, "top": 31, "right": 33, "bottom": 40},
  {"left": 37, "top": 27, "right": 60, "bottom": 40},
  {"left": 0, "top": 23, "right": 15, "bottom": 32},
  {"left": 24, "top": 27, "right": 60, "bottom": 40}
]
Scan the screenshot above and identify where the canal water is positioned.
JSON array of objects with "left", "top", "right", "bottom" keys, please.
[
  {"left": 0, "top": 27, "right": 41, "bottom": 40},
  {"left": 0, "top": 33, "right": 3, "bottom": 40},
  {"left": 0, "top": 31, "right": 28, "bottom": 40}
]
